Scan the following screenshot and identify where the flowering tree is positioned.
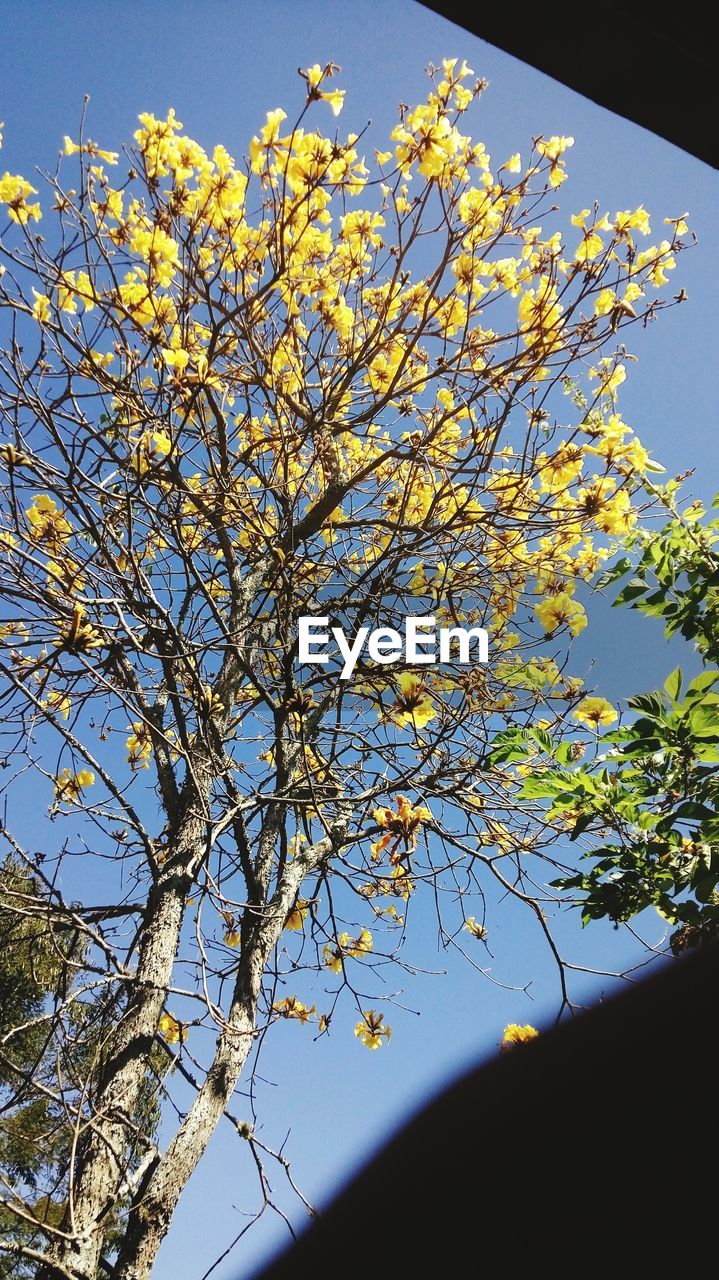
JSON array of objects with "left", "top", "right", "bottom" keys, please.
[
  {"left": 0, "top": 61, "right": 686, "bottom": 1279},
  {"left": 538, "top": 483, "right": 719, "bottom": 949}
]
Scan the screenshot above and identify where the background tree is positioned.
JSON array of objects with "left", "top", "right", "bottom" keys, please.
[
  {"left": 0, "top": 61, "right": 686, "bottom": 1279},
  {"left": 527, "top": 485, "right": 719, "bottom": 950},
  {"left": 0, "top": 858, "right": 161, "bottom": 1278},
  {"left": 0, "top": 856, "right": 84, "bottom": 1279}
]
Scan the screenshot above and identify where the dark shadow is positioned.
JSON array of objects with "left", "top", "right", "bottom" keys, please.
[
  {"left": 415, "top": 5, "right": 717, "bottom": 168},
  {"left": 252, "top": 942, "right": 718, "bottom": 1276}
]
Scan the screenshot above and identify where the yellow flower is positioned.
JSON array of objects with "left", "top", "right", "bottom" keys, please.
[
  {"left": 323, "top": 944, "right": 344, "bottom": 975},
  {"left": 32, "top": 291, "right": 52, "bottom": 323},
  {"left": 572, "top": 209, "right": 612, "bottom": 264},
  {"left": 44, "top": 690, "right": 71, "bottom": 721},
  {"left": 273, "top": 996, "right": 317, "bottom": 1024},
  {"left": 324, "top": 929, "right": 373, "bottom": 972},
  {"left": 64, "top": 135, "right": 118, "bottom": 165},
  {"left": 355, "top": 1009, "right": 392, "bottom": 1050},
  {"left": 464, "top": 916, "right": 487, "bottom": 941},
  {"left": 158, "top": 1012, "right": 186, "bottom": 1044},
  {"left": 518, "top": 275, "right": 564, "bottom": 357},
  {"left": 388, "top": 671, "right": 437, "bottom": 730},
  {"left": 132, "top": 428, "right": 172, "bottom": 475},
  {"left": 26, "top": 495, "right": 72, "bottom": 548},
  {"left": 371, "top": 794, "right": 432, "bottom": 861},
  {"left": 594, "top": 288, "right": 616, "bottom": 317},
  {"left": 572, "top": 696, "right": 617, "bottom": 730},
  {"left": 126, "top": 722, "right": 152, "bottom": 769},
  {"left": 319, "top": 88, "right": 345, "bottom": 116},
  {"left": 501, "top": 1023, "right": 538, "bottom": 1051},
  {"left": 0, "top": 171, "right": 41, "bottom": 223},
  {"left": 614, "top": 206, "right": 651, "bottom": 242},
  {"left": 537, "top": 442, "right": 584, "bottom": 493},
  {"left": 284, "top": 897, "right": 309, "bottom": 931},
  {"left": 536, "top": 135, "right": 573, "bottom": 187},
  {"left": 54, "top": 603, "right": 103, "bottom": 654},
  {"left": 250, "top": 108, "right": 291, "bottom": 172},
  {"left": 392, "top": 101, "right": 465, "bottom": 181},
  {"left": 54, "top": 768, "right": 95, "bottom": 804},
  {"left": 664, "top": 213, "right": 688, "bottom": 237},
  {"left": 302, "top": 64, "right": 345, "bottom": 114},
  {"left": 590, "top": 358, "right": 626, "bottom": 397},
  {"left": 536, "top": 592, "right": 587, "bottom": 637},
  {"left": 346, "top": 928, "right": 373, "bottom": 958},
  {"left": 634, "top": 240, "right": 676, "bottom": 288}
]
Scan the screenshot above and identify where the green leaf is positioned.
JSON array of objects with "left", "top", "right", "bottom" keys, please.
[
  {"left": 663, "top": 667, "right": 683, "bottom": 701},
  {"left": 530, "top": 726, "right": 553, "bottom": 754},
  {"left": 613, "top": 578, "right": 648, "bottom": 607},
  {"left": 569, "top": 813, "right": 595, "bottom": 841},
  {"left": 595, "top": 556, "right": 632, "bottom": 591},
  {"left": 686, "top": 669, "right": 719, "bottom": 700}
]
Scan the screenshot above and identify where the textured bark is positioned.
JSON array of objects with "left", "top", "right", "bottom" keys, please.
[
  {"left": 35, "top": 814, "right": 205, "bottom": 1280},
  {"left": 110, "top": 830, "right": 338, "bottom": 1280},
  {"left": 33, "top": 821, "right": 340, "bottom": 1280},
  {"left": 112, "top": 956, "right": 261, "bottom": 1280}
]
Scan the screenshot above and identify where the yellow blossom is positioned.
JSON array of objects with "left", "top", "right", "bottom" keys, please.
[
  {"left": 355, "top": 1009, "right": 392, "bottom": 1049},
  {"left": 284, "top": 897, "right": 309, "bottom": 931},
  {"left": 464, "top": 916, "right": 487, "bottom": 940},
  {"left": 32, "top": 291, "right": 52, "bottom": 323},
  {"left": 126, "top": 722, "right": 153, "bottom": 769},
  {"left": 387, "top": 671, "right": 437, "bottom": 730},
  {"left": 64, "top": 135, "right": 118, "bottom": 165},
  {"left": 132, "top": 429, "right": 171, "bottom": 474},
  {"left": 158, "top": 1012, "right": 186, "bottom": 1044},
  {"left": 594, "top": 288, "right": 616, "bottom": 317},
  {"left": 44, "top": 691, "right": 71, "bottom": 721},
  {"left": 614, "top": 206, "right": 651, "bottom": 242},
  {"left": 26, "top": 495, "right": 71, "bottom": 547},
  {"left": 501, "top": 1023, "right": 538, "bottom": 1051},
  {"left": 0, "top": 172, "right": 41, "bottom": 223},
  {"left": 590, "top": 359, "right": 626, "bottom": 397},
  {"left": 54, "top": 768, "right": 95, "bottom": 804},
  {"left": 371, "top": 794, "right": 432, "bottom": 861},
  {"left": 536, "top": 592, "right": 587, "bottom": 637},
  {"left": 324, "top": 929, "right": 373, "bottom": 972},
  {"left": 572, "top": 696, "right": 617, "bottom": 730},
  {"left": 273, "top": 996, "right": 317, "bottom": 1024},
  {"left": 54, "top": 603, "right": 103, "bottom": 653},
  {"left": 536, "top": 135, "right": 573, "bottom": 188}
]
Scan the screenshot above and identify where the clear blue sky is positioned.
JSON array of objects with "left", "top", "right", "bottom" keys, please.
[{"left": 1, "top": 2, "right": 716, "bottom": 1276}]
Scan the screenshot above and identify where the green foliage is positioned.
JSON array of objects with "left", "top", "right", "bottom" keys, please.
[
  {"left": 0, "top": 860, "right": 163, "bottom": 1275},
  {"left": 0, "top": 858, "right": 82, "bottom": 1275},
  {"left": 597, "top": 487, "right": 719, "bottom": 658},
  {"left": 524, "top": 489, "right": 719, "bottom": 952}
]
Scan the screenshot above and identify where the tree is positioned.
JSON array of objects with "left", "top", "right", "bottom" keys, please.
[
  {"left": 529, "top": 485, "right": 719, "bottom": 950},
  {"left": 0, "top": 858, "right": 161, "bottom": 1278},
  {"left": 0, "top": 60, "right": 686, "bottom": 1278},
  {"left": 0, "top": 857, "right": 83, "bottom": 1279}
]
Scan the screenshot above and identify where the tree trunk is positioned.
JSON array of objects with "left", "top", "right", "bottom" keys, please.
[
  {"left": 111, "top": 831, "right": 339, "bottom": 1280},
  {"left": 36, "top": 825, "right": 201, "bottom": 1280},
  {"left": 112, "top": 958, "right": 262, "bottom": 1280},
  {"left": 35, "top": 819, "right": 339, "bottom": 1280}
]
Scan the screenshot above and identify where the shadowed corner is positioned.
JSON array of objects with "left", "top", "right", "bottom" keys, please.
[
  {"left": 251, "top": 941, "right": 719, "bottom": 1277},
  {"left": 414, "top": 4, "right": 718, "bottom": 169}
]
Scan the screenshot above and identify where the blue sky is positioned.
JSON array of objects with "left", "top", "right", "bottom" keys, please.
[{"left": 1, "top": 2, "right": 717, "bottom": 1276}]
